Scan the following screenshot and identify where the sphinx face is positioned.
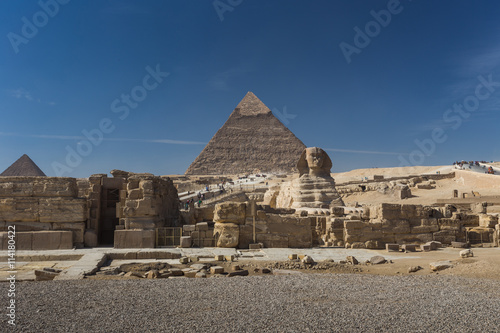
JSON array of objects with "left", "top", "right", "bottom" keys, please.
[{"left": 305, "top": 148, "right": 324, "bottom": 169}]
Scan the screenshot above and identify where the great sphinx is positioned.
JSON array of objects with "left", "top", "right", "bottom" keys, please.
[{"left": 264, "top": 147, "right": 344, "bottom": 215}]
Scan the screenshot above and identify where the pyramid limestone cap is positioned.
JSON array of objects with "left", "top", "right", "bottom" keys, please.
[{"left": 235, "top": 92, "right": 271, "bottom": 116}]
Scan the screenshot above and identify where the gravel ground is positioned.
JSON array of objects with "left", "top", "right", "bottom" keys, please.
[{"left": 2, "top": 274, "right": 500, "bottom": 332}]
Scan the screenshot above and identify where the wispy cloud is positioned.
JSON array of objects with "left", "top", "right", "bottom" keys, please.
[
  {"left": 9, "top": 88, "right": 33, "bottom": 101},
  {"left": 0, "top": 132, "right": 206, "bottom": 145},
  {"left": 7, "top": 88, "right": 56, "bottom": 105},
  {"left": 324, "top": 148, "right": 405, "bottom": 156}
]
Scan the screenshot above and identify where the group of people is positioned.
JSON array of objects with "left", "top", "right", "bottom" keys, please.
[{"left": 452, "top": 160, "right": 495, "bottom": 174}]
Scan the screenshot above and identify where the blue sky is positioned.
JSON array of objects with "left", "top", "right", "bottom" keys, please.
[{"left": 1, "top": 0, "right": 499, "bottom": 177}]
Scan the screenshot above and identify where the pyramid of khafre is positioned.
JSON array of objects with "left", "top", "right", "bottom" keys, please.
[
  {"left": 1, "top": 154, "right": 47, "bottom": 176},
  {"left": 185, "top": 92, "right": 306, "bottom": 175}
]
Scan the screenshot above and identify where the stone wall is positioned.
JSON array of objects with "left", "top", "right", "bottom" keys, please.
[
  {"left": 212, "top": 202, "right": 313, "bottom": 249},
  {"left": 321, "top": 203, "right": 498, "bottom": 249},
  {"left": 114, "top": 173, "right": 179, "bottom": 248},
  {"left": 182, "top": 222, "right": 216, "bottom": 247},
  {"left": 0, "top": 177, "right": 87, "bottom": 249}
]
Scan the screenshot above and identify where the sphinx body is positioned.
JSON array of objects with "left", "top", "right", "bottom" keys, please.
[{"left": 267, "top": 147, "right": 344, "bottom": 215}]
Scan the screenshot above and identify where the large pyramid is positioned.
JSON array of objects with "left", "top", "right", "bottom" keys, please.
[
  {"left": 0, "top": 154, "right": 47, "bottom": 177},
  {"left": 186, "top": 92, "right": 306, "bottom": 175}
]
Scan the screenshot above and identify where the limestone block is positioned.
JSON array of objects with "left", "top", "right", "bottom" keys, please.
[
  {"left": 438, "top": 218, "right": 463, "bottom": 231},
  {"left": 411, "top": 225, "right": 439, "bottom": 233},
  {"left": 214, "top": 202, "right": 246, "bottom": 224},
  {"left": 214, "top": 223, "right": 239, "bottom": 248},
  {"left": 256, "top": 233, "right": 288, "bottom": 248},
  {"left": 180, "top": 236, "right": 192, "bottom": 248},
  {"left": 227, "top": 269, "right": 249, "bottom": 277},
  {"left": 426, "top": 241, "right": 442, "bottom": 250},
  {"left": 351, "top": 242, "right": 365, "bottom": 249},
  {"left": 429, "top": 261, "right": 452, "bottom": 271},
  {"left": 124, "top": 217, "right": 160, "bottom": 229},
  {"left": 114, "top": 229, "right": 155, "bottom": 248},
  {"left": 52, "top": 222, "right": 85, "bottom": 245},
  {"left": 39, "top": 198, "right": 87, "bottom": 223},
  {"left": 210, "top": 266, "right": 224, "bottom": 274},
  {"left": 479, "top": 214, "right": 498, "bottom": 228},
  {"left": 370, "top": 256, "right": 386, "bottom": 265},
  {"left": 183, "top": 225, "right": 196, "bottom": 233},
  {"left": 364, "top": 240, "right": 385, "bottom": 249},
  {"left": 401, "top": 244, "right": 417, "bottom": 252},
  {"left": 0, "top": 180, "right": 33, "bottom": 197},
  {"left": 32, "top": 231, "right": 73, "bottom": 250},
  {"left": 467, "top": 228, "right": 494, "bottom": 243},
  {"left": 461, "top": 214, "right": 480, "bottom": 227},
  {"left": 386, "top": 243, "right": 399, "bottom": 252},
  {"left": 3, "top": 231, "right": 33, "bottom": 250},
  {"left": 394, "top": 234, "right": 430, "bottom": 244},
  {"left": 331, "top": 206, "right": 344, "bottom": 217},
  {"left": 420, "top": 244, "right": 431, "bottom": 251},
  {"left": 35, "top": 269, "right": 59, "bottom": 281},
  {"left": 432, "top": 230, "right": 456, "bottom": 244},
  {"left": 203, "top": 238, "right": 214, "bottom": 247},
  {"left": 344, "top": 220, "right": 365, "bottom": 230},
  {"left": 127, "top": 179, "right": 140, "bottom": 190},
  {"left": 196, "top": 222, "right": 209, "bottom": 231},
  {"left": 451, "top": 241, "right": 467, "bottom": 248},
  {"left": 460, "top": 249, "right": 473, "bottom": 258},
  {"left": 130, "top": 197, "right": 157, "bottom": 216},
  {"left": 0, "top": 198, "right": 39, "bottom": 222},
  {"left": 84, "top": 229, "right": 98, "bottom": 247},
  {"left": 2, "top": 221, "right": 50, "bottom": 231},
  {"left": 389, "top": 220, "right": 411, "bottom": 234},
  {"left": 32, "top": 178, "right": 78, "bottom": 197},
  {"left": 409, "top": 233, "right": 433, "bottom": 243},
  {"left": 378, "top": 203, "right": 402, "bottom": 220},
  {"left": 140, "top": 180, "right": 154, "bottom": 195},
  {"left": 128, "top": 189, "right": 142, "bottom": 200}
]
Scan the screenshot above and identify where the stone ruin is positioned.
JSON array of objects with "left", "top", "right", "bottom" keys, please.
[
  {"left": 184, "top": 201, "right": 497, "bottom": 249},
  {"left": 179, "top": 147, "right": 500, "bottom": 249},
  {"left": 1, "top": 147, "right": 499, "bottom": 250},
  {"left": 326, "top": 203, "right": 498, "bottom": 249},
  {"left": 0, "top": 170, "right": 179, "bottom": 250}
]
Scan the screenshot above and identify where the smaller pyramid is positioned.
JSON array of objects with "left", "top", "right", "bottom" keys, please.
[{"left": 0, "top": 154, "right": 47, "bottom": 177}]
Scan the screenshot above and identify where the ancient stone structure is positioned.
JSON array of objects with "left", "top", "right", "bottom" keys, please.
[
  {"left": 211, "top": 202, "right": 313, "bottom": 248},
  {"left": 1, "top": 154, "right": 46, "bottom": 176},
  {"left": 112, "top": 171, "right": 180, "bottom": 248},
  {"left": 265, "top": 147, "right": 344, "bottom": 215},
  {"left": 0, "top": 170, "right": 179, "bottom": 250},
  {"left": 321, "top": 203, "right": 497, "bottom": 248},
  {"left": 0, "top": 177, "right": 86, "bottom": 250},
  {"left": 185, "top": 92, "right": 306, "bottom": 175}
]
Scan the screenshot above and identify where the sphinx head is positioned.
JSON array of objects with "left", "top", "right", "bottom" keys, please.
[{"left": 297, "top": 147, "right": 332, "bottom": 177}]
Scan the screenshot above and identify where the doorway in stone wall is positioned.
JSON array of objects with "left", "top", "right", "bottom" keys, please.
[{"left": 99, "top": 187, "right": 121, "bottom": 245}]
